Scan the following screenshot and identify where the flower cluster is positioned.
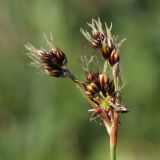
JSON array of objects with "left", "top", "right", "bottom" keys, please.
[
  {"left": 82, "top": 71, "right": 115, "bottom": 121},
  {"left": 25, "top": 18, "right": 128, "bottom": 160},
  {"left": 25, "top": 43, "right": 69, "bottom": 77},
  {"left": 83, "top": 71, "right": 114, "bottom": 105},
  {"left": 38, "top": 49, "right": 68, "bottom": 77},
  {"left": 81, "top": 18, "right": 124, "bottom": 66},
  {"left": 80, "top": 19, "right": 127, "bottom": 127},
  {"left": 26, "top": 18, "right": 127, "bottom": 131}
]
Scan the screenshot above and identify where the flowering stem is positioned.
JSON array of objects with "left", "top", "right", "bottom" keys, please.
[
  {"left": 109, "top": 112, "right": 119, "bottom": 160},
  {"left": 67, "top": 71, "right": 82, "bottom": 85},
  {"left": 110, "top": 62, "right": 121, "bottom": 160}
]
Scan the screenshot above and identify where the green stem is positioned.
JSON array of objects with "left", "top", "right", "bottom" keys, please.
[
  {"left": 112, "top": 62, "right": 122, "bottom": 103},
  {"left": 110, "top": 143, "right": 116, "bottom": 160},
  {"left": 67, "top": 71, "right": 78, "bottom": 83},
  {"left": 112, "top": 63, "right": 119, "bottom": 91},
  {"left": 103, "top": 60, "right": 108, "bottom": 73}
]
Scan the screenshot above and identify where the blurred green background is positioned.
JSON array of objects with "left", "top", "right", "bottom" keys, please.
[{"left": 0, "top": 0, "right": 160, "bottom": 160}]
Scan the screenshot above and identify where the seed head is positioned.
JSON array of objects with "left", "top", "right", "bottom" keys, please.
[
  {"left": 83, "top": 71, "right": 114, "bottom": 106},
  {"left": 25, "top": 43, "right": 69, "bottom": 77},
  {"left": 81, "top": 18, "right": 125, "bottom": 63}
]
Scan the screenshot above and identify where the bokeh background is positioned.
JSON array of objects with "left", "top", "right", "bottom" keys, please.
[{"left": 0, "top": 0, "right": 160, "bottom": 160}]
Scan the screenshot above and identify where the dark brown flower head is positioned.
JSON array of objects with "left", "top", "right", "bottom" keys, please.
[
  {"left": 83, "top": 71, "right": 113, "bottom": 105},
  {"left": 39, "top": 49, "right": 67, "bottom": 67},
  {"left": 38, "top": 48, "right": 68, "bottom": 77},
  {"left": 81, "top": 18, "right": 116, "bottom": 60},
  {"left": 82, "top": 70, "right": 121, "bottom": 120},
  {"left": 25, "top": 43, "right": 69, "bottom": 78},
  {"left": 81, "top": 18, "right": 125, "bottom": 63}
]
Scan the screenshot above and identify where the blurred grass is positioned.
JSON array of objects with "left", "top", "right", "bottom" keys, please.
[{"left": 0, "top": 0, "right": 160, "bottom": 159}]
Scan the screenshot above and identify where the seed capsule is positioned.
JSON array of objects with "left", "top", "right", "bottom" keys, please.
[
  {"left": 85, "top": 71, "right": 98, "bottom": 82},
  {"left": 101, "top": 39, "right": 115, "bottom": 59},
  {"left": 91, "top": 32, "right": 105, "bottom": 50},
  {"left": 108, "top": 50, "right": 120, "bottom": 66},
  {"left": 98, "top": 73, "right": 108, "bottom": 87},
  {"left": 86, "top": 82, "right": 99, "bottom": 95}
]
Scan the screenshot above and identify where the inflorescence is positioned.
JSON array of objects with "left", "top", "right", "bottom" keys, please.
[{"left": 25, "top": 18, "right": 127, "bottom": 136}]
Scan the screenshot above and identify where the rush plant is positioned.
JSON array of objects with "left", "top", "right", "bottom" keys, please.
[{"left": 26, "top": 18, "right": 128, "bottom": 160}]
